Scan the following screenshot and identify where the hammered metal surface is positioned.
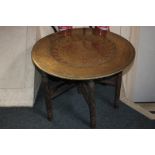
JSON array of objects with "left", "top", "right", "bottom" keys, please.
[{"left": 32, "top": 28, "right": 135, "bottom": 80}]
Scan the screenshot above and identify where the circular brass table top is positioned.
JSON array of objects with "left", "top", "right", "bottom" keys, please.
[{"left": 32, "top": 28, "right": 135, "bottom": 80}]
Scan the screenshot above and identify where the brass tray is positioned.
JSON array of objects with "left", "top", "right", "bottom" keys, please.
[{"left": 32, "top": 28, "right": 135, "bottom": 80}]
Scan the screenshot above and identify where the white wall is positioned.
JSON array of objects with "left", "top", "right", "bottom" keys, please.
[
  {"left": 0, "top": 26, "right": 55, "bottom": 107},
  {"left": 0, "top": 27, "right": 27, "bottom": 88},
  {"left": 133, "top": 27, "right": 155, "bottom": 102},
  {"left": 0, "top": 26, "right": 37, "bottom": 107}
]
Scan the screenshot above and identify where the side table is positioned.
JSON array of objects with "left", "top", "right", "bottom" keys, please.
[{"left": 32, "top": 28, "right": 135, "bottom": 128}]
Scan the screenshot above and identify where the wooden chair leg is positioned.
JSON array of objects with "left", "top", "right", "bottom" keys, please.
[
  {"left": 42, "top": 73, "right": 53, "bottom": 121},
  {"left": 114, "top": 72, "right": 122, "bottom": 108},
  {"left": 80, "top": 81, "right": 96, "bottom": 128}
]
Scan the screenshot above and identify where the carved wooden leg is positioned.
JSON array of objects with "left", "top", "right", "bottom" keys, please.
[
  {"left": 88, "top": 81, "right": 96, "bottom": 128},
  {"left": 114, "top": 72, "right": 122, "bottom": 108},
  {"left": 42, "top": 73, "right": 53, "bottom": 121},
  {"left": 80, "top": 81, "right": 96, "bottom": 128},
  {"left": 77, "top": 83, "right": 82, "bottom": 94}
]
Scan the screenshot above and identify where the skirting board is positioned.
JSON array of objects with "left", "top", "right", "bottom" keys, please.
[
  {"left": 138, "top": 103, "right": 155, "bottom": 111},
  {"left": 0, "top": 88, "right": 34, "bottom": 107},
  {"left": 120, "top": 81, "right": 155, "bottom": 120}
]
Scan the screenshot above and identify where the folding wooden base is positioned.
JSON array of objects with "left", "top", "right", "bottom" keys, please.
[{"left": 41, "top": 72, "right": 122, "bottom": 128}]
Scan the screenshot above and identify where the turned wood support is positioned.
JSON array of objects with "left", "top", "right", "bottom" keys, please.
[
  {"left": 51, "top": 83, "right": 75, "bottom": 99},
  {"left": 88, "top": 81, "right": 96, "bottom": 128},
  {"left": 42, "top": 73, "right": 53, "bottom": 121},
  {"left": 79, "top": 81, "right": 96, "bottom": 128},
  {"left": 41, "top": 71, "right": 122, "bottom": 128},
  {"left": 114, "top": 72, "right": 122, "bottom": 108}
]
